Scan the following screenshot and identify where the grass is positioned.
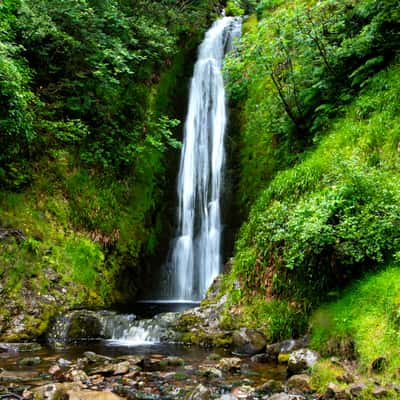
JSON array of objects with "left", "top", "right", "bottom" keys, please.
[
  {"left": 310, "top": 266, "right": 400, "bottom": 382},
  {"left": 219, "top": 290, "right": 308, "bottom": 342}
]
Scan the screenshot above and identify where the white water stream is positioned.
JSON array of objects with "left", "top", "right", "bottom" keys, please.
[
  {"left": 110, "top": 17, "right": 242, "bottom": 345},
  {"left": 165, "top": 16, "right": 242, "bottom": 302}
]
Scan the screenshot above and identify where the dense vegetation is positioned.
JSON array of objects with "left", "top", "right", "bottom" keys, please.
[
  {"left": 221, "top": 0, "right": 400, "bottom": 341},
  {"left": 2, "top": 1, "right": 400, "bottom": 392},
  {"left": 0, "top": 0, "right": 221, "bottom": 339}
]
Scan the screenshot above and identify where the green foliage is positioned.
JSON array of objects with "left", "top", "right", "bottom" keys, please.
[
  {"left": 0, "top": 0, "right": 218, "bottom": 186},
  {"left": 220, "top": 292, "right": 307, "bottom": 342},
  {"left": 64, "top": 238, "right": 104, "bottom": 289},
  {"left": 227, "top": 62, "right": 400, "bottom": 306},
  {"left": 256, "top": 0, "right": 285, "bottom": 18},
  {"left": 0, "top": 1, "right": 36, "bottom": 188},
  {"left": 0, "top": 0, "right": 220, "bottom": 338},
  {"left": 225, "top": 0, "right": 400, "bottom": 209},
  {"left": 311, "top": 266, "right": 400, "bottom": 380},
  {"left": 225, "top": 1, "right": 244, "bottom": 16},
  {"left": 310, "top": 360, "right": 347, "bottom": 394}
]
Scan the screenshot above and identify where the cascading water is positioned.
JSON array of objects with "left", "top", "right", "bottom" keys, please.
[{"left": 165, "top": 17, "right": 242, "bottom": 301}]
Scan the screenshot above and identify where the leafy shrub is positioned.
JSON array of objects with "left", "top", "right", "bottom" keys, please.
[{"left": 229, "top": 63, "right": 400, "bottom": 303}]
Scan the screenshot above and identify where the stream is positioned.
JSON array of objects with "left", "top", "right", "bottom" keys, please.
[{"left": 0, "top": 303, "right": 291, "bottom": 400}]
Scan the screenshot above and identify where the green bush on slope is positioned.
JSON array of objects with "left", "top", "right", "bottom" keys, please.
[
  {"left": 225, "top": 0, "right": 400, "bottom": 209},
  {"left": 224, "top": 61, "right": 400, "bottom": 313},
  {"left": 222, "top": 0, "right": 400, "bottom": 320}
]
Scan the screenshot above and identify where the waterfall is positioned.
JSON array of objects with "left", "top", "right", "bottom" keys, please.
[{"left": 165, "top": 17, "right": 242, "bottom": 301}]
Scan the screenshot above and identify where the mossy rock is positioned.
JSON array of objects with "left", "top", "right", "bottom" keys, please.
[
  {"left": 180, "top": 329, "right": 232, "bottom": 347},
  {"left": 64, "top": 311, "right": 104, "bottom": 342},
  {"left": 175, "top": 314, "right": 202, "bottom": 332}
]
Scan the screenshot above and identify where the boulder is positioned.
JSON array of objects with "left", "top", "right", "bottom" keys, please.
[
  {"left": 33, "top": 383, "right": 82, "bottom": 400},
  {"left": 66, "top": 312, "right": 104, "bottom": 341},
  {"left": 68, "top": 391, "right": 123, "bottom": 400},
  {"left": 287, "top": 349, "right": 318, "bottom": 376},
  {"left": 281, "top": 337, "right": 309, "bottom": 351},
  {"left": 117, "top": 355, "right": 144, "bottom": 365},
  {"left": 47, "top": 311, "right": 104, "bottom": 346},
  {"left": 277, "top": 353, "right": 290, "bottom": 364},
  {"left": 232, "top": 329, "right": 266, "bottom": 355},
  {"left": 324, "top": 383, "right": 350, "bottom": 400},
  {"left": 255, "top": 379, "right": 284, "bottom": 395},
  {"left": 349, "top": 383, "right": 367, "bottom": 397},
  {"left": 372, "top": 387, "right": 390, "bottom": 398},
  {"left": 216, "top": 395, "right": 236, "bottom": 400},
  {"left": 84, "top": 352, "right": 114, "bottom": 364},
  {"left": 163, "top": 356, "right": 184, "bottom": 367},
  {"left": 64, "top": 369, "right": 89, "bottom": 383},
  {"left": 88, "top": 362, "right": 129, "bottom": 376},
  {"left": 251, "top": 342, "right": 281, "bottom": 363},
  {"left": 231, "top": 385, "right": 254, "bottom": 398},
  {"left": 0, "top": 369, "right": 38, "bottom": 383},
  {"left": 336, "top": 372, "right": 354, "bottom": 384},
  {"left": 198, "top": 366, "right": 223, "bottom": 379},
  {"left": 287, "top": 374, "right": 313, "bottom": 393},
  {"left": 48, "top": 364, "right": 61, "bottom": 376},
  {"left": 0, "top": 228, "right": 26, "bottom": 242},
  {"left": 217, "top": 357, "right": 242, "bottom": 372},
  {"left": 250, "top": 338, "right": 307, "bottom": 364},
  {"left": 57, "top": 358, "right": 72, "bottom": 367}
]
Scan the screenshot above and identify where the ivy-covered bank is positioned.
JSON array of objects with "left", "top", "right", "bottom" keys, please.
[{"left": 0, "top": 0, "right": 221, "bottom": 340}]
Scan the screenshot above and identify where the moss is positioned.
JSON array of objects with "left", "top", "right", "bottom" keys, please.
[
  {"left": 211, "top": 333, "right": 233, "bottom": 347},
  {"left": 310, "top": 360, "right": 346, "bottom": 393},
  {"left": 242, "top": 14, "right": 258, "bottom": 35},
  {"left": 175, "top": 314, "right": 202, "bottom": 332},
  {"left": 173, "top": 372, "right": 187, "bottom": 381},
  {"left": 277, "top": 353, "right": 290, "bottom": 364},
  {"left": 180, "top": 329, "right": 232, "bottom": 348}
]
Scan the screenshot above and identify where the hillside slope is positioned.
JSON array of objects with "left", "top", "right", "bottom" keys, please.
[
  {"left": 220, "top": 0, "right": 400, "bottom": 341},
  {"left": 0, "top": 0, "right": 221, "bottom": 340}
]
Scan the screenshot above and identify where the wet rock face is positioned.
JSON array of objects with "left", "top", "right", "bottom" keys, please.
[
  {"left": 47, "top": 311, "right": 105, "bottom": 346},
  {"left": 232, "top": 328, "right": 266, "bottom": 355}
]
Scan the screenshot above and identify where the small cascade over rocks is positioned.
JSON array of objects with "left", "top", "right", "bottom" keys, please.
[
  {"left": 163, "top": 16, "right": 242, "bottom": 302},
  {"left": 108, "top": 312, "right": 181, "bottom": 345},
  {"left": 108, "top": 320, "right": 161, "bottom": 346},
  {"left": 47, "top": 310, "right": 181, "bottom": 347}
]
